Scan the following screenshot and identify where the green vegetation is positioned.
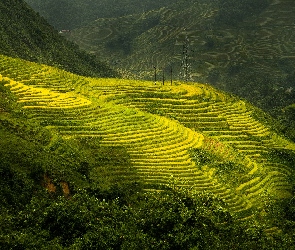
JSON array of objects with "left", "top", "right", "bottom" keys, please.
[
  {"left": 2, "top": 186, "right": 295, "bottom": 249},
  {"left": 1, "top": 54, "right": 295, "bottom": 248},
  {"left": 24, "top": 0, "right": 180, "bottom": 29},
  {"left": 0, "top": 0, "right": 118, "bottom": 78},
  {"left": 1, "top": 1, "right": 294, "bottom": 248},
  {"left": 63, "top": 0, "right": 295, "bottom": 140}
]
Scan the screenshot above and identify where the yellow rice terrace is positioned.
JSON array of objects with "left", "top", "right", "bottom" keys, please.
[{"left": 1, "top": 54, "right": 295, "bottom": 248}]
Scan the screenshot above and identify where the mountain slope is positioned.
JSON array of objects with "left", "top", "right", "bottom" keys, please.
[
  {"left": 64, "top": 0, "right": 295, "bottom": 138},
  {"left": 0, "top": 0, "right": 117, "bottom": 78},
  {"left": 24, "top": 0, "right": 180, "bottom": 30},
  {"left": 1, "top": 54, "right": 294, "bottom": 226}
]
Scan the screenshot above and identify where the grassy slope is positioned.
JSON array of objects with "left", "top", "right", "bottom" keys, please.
[
  {"left": 64, "top": 0, "right": 295, "bottom": 139},
  {"left": 0, "top": 73, "right": 140, "bottom": 202},
  {"left": 0, "top": 0, "right": 118, "bottom": 78},
  {"left": 1, "top": 54, "right": 294, "bottom": 230}
]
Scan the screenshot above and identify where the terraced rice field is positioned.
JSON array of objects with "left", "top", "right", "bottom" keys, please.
[
  {"left": 1, "top": 54, "right": 295, "bottom": 223},
  {"left": 65, "top": 0, "right": 295, "bottom": 84}
]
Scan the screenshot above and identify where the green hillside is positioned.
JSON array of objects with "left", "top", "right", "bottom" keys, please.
[
  {"left": 64, "top": 0, "right": 295, "bottom": 139},
  {"left": 1, "top": 54, "right": 295, "bottom": 248},
  {"left": 0, "top": 0, "right": 117, "bottom": 78},
  {"left": 24, "top": 0, "right": 179, "bottom": 30}
]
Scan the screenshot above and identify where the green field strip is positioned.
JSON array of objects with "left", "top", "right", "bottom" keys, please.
[
  {"left": 226, "top": 201, "right": 251, "bottom": 214},
  {"left": 264, "top": 227, "right": 281, "bottom": 236},
  {"left": 232, "top": 144, "right": 268, "bottom": 150},
  {"left": 90, "top": 115, "right": 166, "bottom": 134},
  {"left": 135, "top": 170, "right": 200, "bottom": 181},
  {"left": 264, "top": 163, "right": 294, "bottom": 176},
  {"left": 134, "top": 169, "right": 200, "bottom": 181},
  {"left": 181, "top": 121, "right": 229, "bottom": 128},
  {"left": 53, "top": 105, "right": 117, "bottom": 117},
  {"left": 129, "top": 149, "right": 191, "bottom": 159},
  {"left": 99, "top": 128, "right": 180, "bottom": 145},
  {"left": 166, "top": 110, "right": 222, "bottom": 117},
  {"left": 236, "top": 149, "right": 269, "bottom": 155},
  {"left": 245, "top": 161, "right": 259, "bottom": 175},
  {"left": 4, "top": 80, "right": 93, "bottom": 110},
  {"left": 140, "top": 177, "right": 171, "bottom": 185},
  {"left": 117, "top": 103, "right": 218, "bottom": 116},
  {"left": 130, "top": 157, "right": 193, "bottom": 165},
  {"left": 6, "top": 83, "right": 31, "bottom": 93},
  {"left": 127, "top": 131, "right": 202, "bottom": 154},
  {"left": 58, "top": 131, "right": 104, "bottom": 136},
  {"left": 244, "top": 172, "right": 289, "bottom": 199},
  {"left": 268, "top": 176, "right": 293, "bottom": 191},
  {"left": 208, "top": 186, "right": 232, "bottom": 196},
  {"left": 95, "top": 111, "right": 168, "bottom": 129},
  {"left": 190, "top": 184, "right": 251, "bottom": 214},
  {"left": 99, "top": 129, "right": 186, "bottom": 148},
  {"left": 128, "top": 100, "right": 216, "bottom": 110},
  {"left": 91, "top": 87, "right": 171, "bottom": 96},
  {"left": 168, "top": 115, "right": 228, "bottom": 123},
  {"left": 22, "top": 100, "right": 91, "bottom": 109},
  {"left": 17, "top": 95, "right": 77, "bottom": 103},
  {"left": 121, "top": 129, "right": 201, "bottom": 151},
  {"left": 56, "top": 117, "right": 165, "bottom": 135},
  {"left": 59, "top": 120, "right": 165, "bottom": 137},
  {"left": 100, "top": 125, "right": 178, "bottom": 142},
  {"left": 136, "top": 168, "right": 200, "bottom": 175},
  {"left": 169, "top": 101, "right": 220, "bottom": 111},
  {"left": 236, "top": 177, "right": 262, "bottom": 192},
  {"left": 119, "top": 97, "right": 192, "bottom": 105},
  {"left": 203, "top": 130, "right": 249, "bottom": 137},
  {"left": 103, "top": 129, "right": 181, "bottom": 146},
  {"left": 60, "top": 117, "right": 170, "bottom": 138},
  {"left": 31, "top": 115, "right": 99, "bottom": 125},
  {"left": 25, "top": 106, "right": 103, "bottom": 120}
]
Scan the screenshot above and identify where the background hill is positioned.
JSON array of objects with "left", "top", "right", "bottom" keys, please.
[
  {"left": 60, "top": 0, "right": 295, "bottom": 140},
  {"left": 0, "top": 0, "right": 118, "bottom": 78},
  {"left": 24, "top": 0, "right": 179, "bottom": 30}
]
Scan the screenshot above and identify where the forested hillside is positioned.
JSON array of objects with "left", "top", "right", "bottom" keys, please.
[
  {"left": 1, "top": 54, "right": 295, "bottom": 248},
  {"left": 64, "top": 0, "right": 295, "bottom": 140},
  {"left": 24, "top": 0, "right": 179, "bottom": 29},
  {"left": 0, "top": 0, "right": 117, "bottom": 78}
]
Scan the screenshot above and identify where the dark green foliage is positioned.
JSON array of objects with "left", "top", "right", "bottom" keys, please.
[
  {"left": 191, "top": 148, "right": 247, "bottom": 186},
  {"left": 0, "top": 78, "right": 22, "bottom": 114},
  {"left": 281, "top": 105, "right": 295, "bottom": 141},
  {"left": 268, "top": 148, "right": 295, "bottom": 169},
  {"left": 106, "top": 33, "right": 134, "bottom": 55},
  {"left": 0, "top": 0, "right": 118, "bottom": 78},
  {"left": 191, "top": 148, "right": 215, "bottom": 165},
  {"left": 2, "top": 186, "right": 295, "bottom": 249},
  {"left": 215, "top": 0, "right": 270, "bottom": 26}
]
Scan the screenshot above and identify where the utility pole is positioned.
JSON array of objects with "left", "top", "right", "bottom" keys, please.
[
  {"left": 154, "top": 66, "right": 157, "bottom": 84},
  {"left": 162, "top": 69, "right": 165, "bottom": 85},
  {"left": 170, "top": 66, "right": 173, "bottom": 85},
  {"left": 181, "top": 30, "right": 191, "bottom": 82}
]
